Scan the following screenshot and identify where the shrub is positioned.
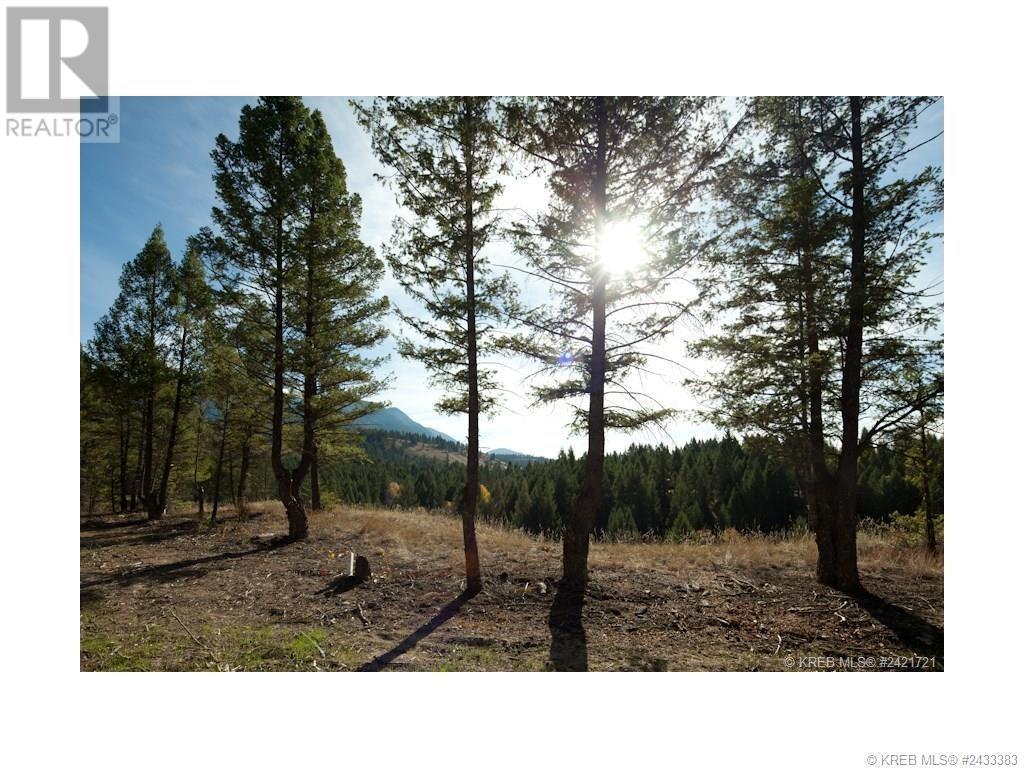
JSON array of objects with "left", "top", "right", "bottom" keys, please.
[{"left": 889, "top": 509, "right": 943, "bottom": 549}]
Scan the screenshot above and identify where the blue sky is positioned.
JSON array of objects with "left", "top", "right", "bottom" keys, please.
[{"left": 81, "top": 97, "right": 944, "bottom": 457}]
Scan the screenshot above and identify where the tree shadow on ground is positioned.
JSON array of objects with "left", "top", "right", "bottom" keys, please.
[
  {"left": 80, "top": 520, "right": 201, "bottom": 551},
  {"left": 358, "top": 591, "right": 475, "bottom": 671},
  {"left": 548, "top": 586, "right": 588, "bottom": 671},
  {"left": 854, "top": 591, "right": 944, "bottom": 666},
  {"left": 80, "top": 547, "right": 263, "bottom": 590},
  {"left": 80, "top": 588, "right": 103, "bottom": 606},
  {"left": 316, "top": 574, "right": 366, "bottom": 596},
  {"left": 80, "top": 516, "right": 149, "bottom": 532}
]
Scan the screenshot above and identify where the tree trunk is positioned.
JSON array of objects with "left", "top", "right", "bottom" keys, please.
[
  {"left": 155, "top": 325, "right": 189, "bottom": 520},
  {"left": 193, "top": 404, "right": 203, "bottom": 509},
  {"left": 109, "top": 470, "right": 117, "bottom": 515},
  {"left": 823, "top": 95, "right": 867, "bottom": 593},
  {"left": 310, "top": 443, "right": 322, "bottom": 512},
  {"left": 142, "top": 271, "right": 159, "bottom": 519},
  {"left": 564, "top": 97, "right": 609, "bottom": 596},
  {"left": 919, "top": 411, "right": 937, "bottom": 554},
  {"left": 141, "top": 390, "right": 157, "bottom": 519},
  {"left": 803, "top": 234, "right": 839, "bottom": 587},
  {"left": 270, "top": 213, "right": 309, "bottom": 541},
  {"left": 237, "top": 435, "right": 251, "bottom": 517},
  {"left": 792, "top": 100, "right": 846, "bottom": 587},
  {"left": 118, "top": 412, "right": 130, "bottom": 513},
  {"left": 210, "top": 405, "right": 230, "bottom": 525},
  {"left": 460, "top": 99, "right": 483, "bottom": 595},
  {"left": 280, "top": 475, "right": 308, "bottom": 539},
  {"left": 130, "top": 412, "right": 144, "bottom": 513}
]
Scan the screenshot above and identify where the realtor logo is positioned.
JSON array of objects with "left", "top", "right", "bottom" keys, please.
[{"left": 6, "top": 6, "right": 109, "bottom": 113}]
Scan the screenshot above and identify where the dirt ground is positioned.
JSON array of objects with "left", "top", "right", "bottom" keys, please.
[{"left": 80, "top": 502, "right": 944, "bottom": 671}]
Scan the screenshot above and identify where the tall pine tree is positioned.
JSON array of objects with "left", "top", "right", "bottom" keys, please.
[
  {"left": 356, "top": 97, "right": 514, "bottom": 593},
  {"left": 90, "top": 225, "right": 176, "bottom": 520},
  {"left": 501, "top": 97, "right": 731, "bottom": 593},
  {"left": 694, "top": 97, "right": 942, "bottom": 590},
  {"left": 205, "top": 97, "right": 386, "bottom": 539}
]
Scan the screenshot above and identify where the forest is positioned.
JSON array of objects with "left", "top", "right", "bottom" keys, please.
[
  {"left": 173, "top": 427, "right": 943, "bottom": 542},
  {"left": 80, "top": 95, "right": 944, "bottom": 672}
]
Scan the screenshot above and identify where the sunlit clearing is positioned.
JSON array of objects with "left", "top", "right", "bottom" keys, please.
[{"left": 596, "top": 218, "right": 648, "bottom": 277}]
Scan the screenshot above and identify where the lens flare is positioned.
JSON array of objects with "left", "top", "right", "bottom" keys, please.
[{"left": 596, "top": 219, "right": 648, "bottom": 276}]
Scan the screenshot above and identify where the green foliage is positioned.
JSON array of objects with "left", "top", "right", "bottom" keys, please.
[
  {"left": 311, "top": 428, "right": 936, "bottom": 541},
  {"left": 607, "top": 505, "right": 638, "bottom": 537},
  {"left": 690, "top": 97, "right": 943, "bottom": 582},
  {"left": 288, "top": 108, "right": 390, "bottom": 448},
  {"left": 80, "top": 96, "right": 944, "bottom": 572},
  {"left": 693, "top": 97, "right": 942, "bottom": 448},
  {"left": 82, "top": 224, "right": 197, "bottom": 514},
  {"left": 198, "top": 96, "right": 389, "bottom": 520},
  {"left": 355, "top": 97, "right": 514, "bottom": 419},
  {"left": 888, "top": 510, "right": 944, "bottom": 549},
  {"left": 500, "top": 97, "right": 727, "bottom": 433},
  {"left": 81, "top": 98, "right": 390, "bottom": 523}
]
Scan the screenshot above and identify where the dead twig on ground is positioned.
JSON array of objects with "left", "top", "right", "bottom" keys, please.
[
  {"left": 301, "top": 631, "right": 326, "bottom": 658},
  {"left": 167, "top": 609, "right": 219, "bottom": 664},
  {"left": 787, "top": 606, "right": 837, "bottom": 614},
  {"left": 729, "top": 575, "right": 757, "bottom": 591}
]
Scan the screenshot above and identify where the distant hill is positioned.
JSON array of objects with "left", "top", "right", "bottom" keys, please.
[
  {"left": 486, "top": 448, "right": 548, "bottom": 465},
  {"left": 350, "top": 405, "right": 549, "bottom": 462},
  {"left": 353, "top": 406, "right": 459, "bottom": 444}
]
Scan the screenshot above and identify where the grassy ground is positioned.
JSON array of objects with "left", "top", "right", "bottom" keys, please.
[{"left": 80, "top": 502, "right": 943, "bottom": 671}]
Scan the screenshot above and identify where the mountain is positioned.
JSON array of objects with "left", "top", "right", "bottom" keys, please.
[
  {"left": 352, "top": 406, "right": 549, "bottom": 462},
  {"left": 352, "top": 406, "right": 459, "bottom": 443}
]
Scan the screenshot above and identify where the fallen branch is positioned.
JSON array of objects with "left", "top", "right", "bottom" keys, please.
[
  {"left": 301, "top": 631, "right": 327, "bottom": 658},
  {"left": 168, "top": 609, "right": 219, "bottom": 664},
  {"left": 728, "top": 575, "right": 757, "bottom": 591},
  {"left": 787, "top": 606, "right": 836, "bottom": 614}
]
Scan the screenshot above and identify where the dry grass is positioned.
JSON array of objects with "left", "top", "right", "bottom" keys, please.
[
  {"left": 297, "top": 501, "right": 943, "bottom": 579},
  {"left": 593, "top": 529, "right": 942, "bottom": 578},
  {"left": 81, "top": 501, "right": 944, "bottom": 671}
]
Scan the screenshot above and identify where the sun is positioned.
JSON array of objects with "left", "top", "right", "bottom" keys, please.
[{"left": 596, "top": 218, "right": 649, "bottom": 277}]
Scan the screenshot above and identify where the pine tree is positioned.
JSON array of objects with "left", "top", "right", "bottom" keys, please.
[
  {"left": 893, "top": 373, "right": 944, "bottom": 553},
  {"left": 80, "top": 349, "right": 129, "bottom": 515},
  {"left": 205, "top": 97, "right": 307, "bottom": 536},
  {"left": 607, "top": 505, "right": 638, "bottom": 538},
  {"left": 202, "top": 335, "right": 262, "bottom": 523},
  {"left": 88, "top": 225, "right": 177, "bottom": 520},
  {"left": 228, "top": 294, "right": 274, "bottom": 517},
  {"left": 694, "top": 97, "right": 943, "bottom": 590},
  {"left": 291, "top": 109, "right": 388, "bottom": 512},
  {"left": 356, "top": 97, "right": 514, "bottom": 594},
  {"left": 530, "top": 476, "right": 559, "bottom": 534},
  {"left": 86, "top": 311, "right": 140, "bottom": 515},
  {"left": 205, "top": 97, "right": 385, "bottom": 539},
  {"left": 155, "top": 244, "right": 210, "bottom": 517},
  {"left": 501, "top": 97, "right": 732, "bottom": 593}
]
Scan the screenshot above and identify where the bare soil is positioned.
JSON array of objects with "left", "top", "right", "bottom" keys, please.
[{"left": 80, "top": 502, "right": 944, "bottom": 671}]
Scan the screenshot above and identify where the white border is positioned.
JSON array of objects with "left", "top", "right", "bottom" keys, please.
[{"left": 2, "top": 1, "right": 1021, "bottom": 766}]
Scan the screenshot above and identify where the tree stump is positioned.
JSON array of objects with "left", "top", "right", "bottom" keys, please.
[{"left": 349, "top": 552, "right": 371, "bottom": 582}]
